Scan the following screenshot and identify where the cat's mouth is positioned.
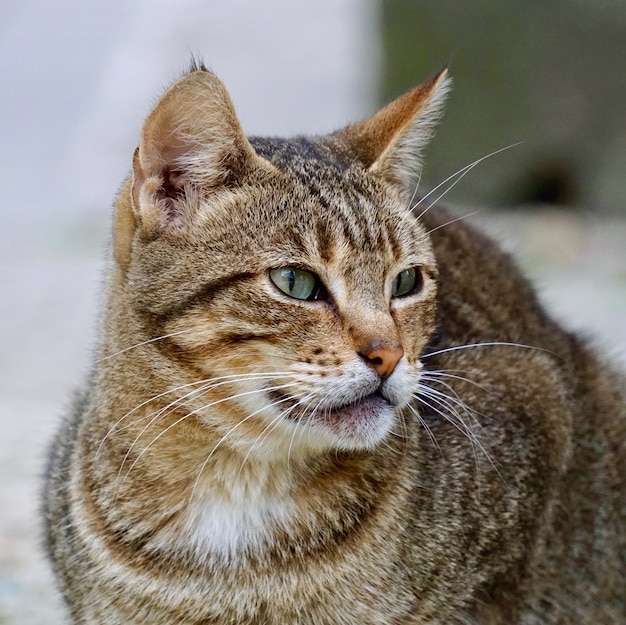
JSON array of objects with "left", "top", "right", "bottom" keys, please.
[
  {"left": 319, "top": 391, "right": 392, "bottom": 427},
  {"left": 267, "top": 387, "right": 393, "bottom": 431}
]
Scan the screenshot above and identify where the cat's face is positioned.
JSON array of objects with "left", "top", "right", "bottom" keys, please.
[{"left": 116, "top": 67, "right": 449, "bottom": 458}]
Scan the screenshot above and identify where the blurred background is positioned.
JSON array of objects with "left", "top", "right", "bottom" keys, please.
[{"left": 1, "top": 1, "right": 624, "bottom": 622}]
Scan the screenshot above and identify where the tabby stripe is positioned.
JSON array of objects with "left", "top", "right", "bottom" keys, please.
[
  {"left": 154, "top": 272, "right": 256, "bottom": 323},
  {"left": 186, "top": 332, "right": 279, "bottom": 359},
  {"left": 315, "top": 219, "right": 334, "bottom": 263}
]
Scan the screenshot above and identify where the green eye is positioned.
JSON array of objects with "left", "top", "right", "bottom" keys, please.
[
  {"left": 392, "top": 267, "right": 421, "bottom": 298},
  {"left": 269, "top": 267, "right": 321, "bottom": 300}
]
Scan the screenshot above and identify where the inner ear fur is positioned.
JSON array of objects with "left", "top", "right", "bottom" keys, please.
[
  {"left": 129, "top": 67, "right": 273, "bottom": 235},
  {"left": 334, "top": 68, "right": 451, "bottom": 188}
]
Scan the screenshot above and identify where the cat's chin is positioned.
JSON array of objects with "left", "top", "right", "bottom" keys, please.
[
  {"left": 318, "top": 393, "right": 390, "bottom": 429},
  {"left": 316, "top": 393, "right": 396, "bottom": 450}
]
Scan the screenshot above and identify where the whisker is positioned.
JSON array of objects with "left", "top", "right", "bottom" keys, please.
[
  {"left": 241, "top": 412, "right": 289, "bottom": 470},
  {"left": 96, "top": 329, "right": 193, "bottom": 362},
  {"left": 420, "top": 372, "right": 482, "bottom": 416},
  {"left": 414, "top": 392, "right": 483, "bottom": 470},
  {"left": 284, "top": 392, "right": 324, "bottom": 461},
  {"left": 403, "top": 168, "right": 423, "bottom": 216},
  {"left": 284, "top": 393, "right": 321, "bottom": 470},
  {"left": 422, "top": 341, "right": 559, "bottom": 360},
  {"left": 425, "top": 209, "right": 481, "bottom": 235},
  {"left": 290, "top": 389, "right": 334, "bottom": 459},
  {"left": 239, "top": 392, "right": 316, "bottom": 476},
  {"left": 415, "top": 387, "right": 483, "bottom": 451},
  {"left": 410, "top": 142, "right": 523, "bottom": 221},
  {"left": 419, "top": 383, "right": 477, "bottom": 419},
  {"left": 416, "top": 386, "right": 471, "bottom": 430},
  {"left": 117, "top": 381, "right": 300, "bottom": 495},
  {"left": 97, "top": 377, "right": 217, "bottom": 457},
  {"left": 387, "top": 408, "right": 410, "bottom": 449},
  {"left": 414, "top": 387, "right": 501, "bottom": 479},
  {"left": 417, "top": 383, "right": 492, "bottom": 453},
  {"left": 97, "top": 371, "right": 293, "bottom": 455},
  {"left": 406, "top": 403, "right": 442, "bottom": 456},
  {"left": 190, "top": 413, "right": 273, "bottom": 504},
  {"left": 422, "top": 375, "right": 500, "bottom": 457},
  {"left": 420, "top": 369, "right": 491, "bottom": 394},
  {"left": 189, "top": 389, "right": 306, "bottom": 502}
]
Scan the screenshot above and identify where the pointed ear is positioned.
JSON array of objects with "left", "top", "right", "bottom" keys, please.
[
  {"left": 334, "top": 68, "right": 451, "bottom": 188},
  {"left": 131, "top": 68, "right": 272, "bottom": 234}
]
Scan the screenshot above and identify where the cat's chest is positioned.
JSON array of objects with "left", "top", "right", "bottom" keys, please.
[{"left": 179, "top": 482, "right": 297, "bottom": 561}]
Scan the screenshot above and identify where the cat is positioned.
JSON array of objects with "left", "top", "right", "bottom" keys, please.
[{"left": 43, "top": 62, "right": 626, "bottom": 624}]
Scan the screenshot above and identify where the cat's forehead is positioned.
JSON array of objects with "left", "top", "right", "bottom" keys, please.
[
  {"left": 181, "top": 135, "right": 435, "bottom": 289},
  {"left": 248, "top": 135, "right": 431, "bottom": 260},
  {"left": 250, "top": 135, "right": 349, "bottom": 172}
]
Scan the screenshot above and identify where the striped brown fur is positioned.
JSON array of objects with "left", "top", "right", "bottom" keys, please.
[{"left": 43, "top": 65, "right": 626, "bottom": 624}]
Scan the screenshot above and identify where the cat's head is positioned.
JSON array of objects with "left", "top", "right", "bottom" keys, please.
[{"left": 112, "top": 65, "right": 450, "bottom": 457}]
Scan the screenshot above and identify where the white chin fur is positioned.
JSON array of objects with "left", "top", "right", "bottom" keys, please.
[{"left": 208, "top": 359, "right": 419, "bottom": 458}]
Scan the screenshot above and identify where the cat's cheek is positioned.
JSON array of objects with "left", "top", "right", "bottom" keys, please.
[{"left": 381, "top": 359, "right": 421, "bottom": 408}]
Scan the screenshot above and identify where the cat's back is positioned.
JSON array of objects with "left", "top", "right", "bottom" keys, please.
[{"left": 422, "top": 206, "right": 626, "bottom": 622}]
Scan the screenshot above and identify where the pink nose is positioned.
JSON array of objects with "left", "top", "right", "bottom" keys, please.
[{"left": 362, "top": 344, "right": 404, "bottom": 378}]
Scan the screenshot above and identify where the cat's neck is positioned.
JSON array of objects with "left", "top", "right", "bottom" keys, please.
[{"left": 82, "top": 347, "right": 410, "bottom": 563}]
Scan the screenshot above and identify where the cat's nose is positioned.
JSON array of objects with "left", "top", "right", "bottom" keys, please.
[{"left": 362, "top": 343, "right": 404, "bottom": 378}]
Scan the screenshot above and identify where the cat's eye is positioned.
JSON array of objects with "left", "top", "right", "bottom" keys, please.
[
  {"left": 269, "top": 267, "right": 323, "bottom": 301},
  {"left": 391, "top": 267, "right": 422, "bottom": 298}
]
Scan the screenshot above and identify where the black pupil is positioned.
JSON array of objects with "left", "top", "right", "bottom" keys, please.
[{"left": 396, "top": 273, "right": 405, "bottom": 293}]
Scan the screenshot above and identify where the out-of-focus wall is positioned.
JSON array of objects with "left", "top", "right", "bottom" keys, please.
[
  {"left": 0, "top": 0, "right": 380, "bottom": 227},
  {"left": 381, "top": 1, "right": 626, "bottom": 214}
]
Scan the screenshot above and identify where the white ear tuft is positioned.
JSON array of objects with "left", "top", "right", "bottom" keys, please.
[
  {"left": 130, "top": 68, "right": 270, "bottom": 234},
  {"left": 334, "top": 68, "right": 452, "bottom": 189},
  {"left": 372, "top": 70, "right": 452, "bottom": 187}
]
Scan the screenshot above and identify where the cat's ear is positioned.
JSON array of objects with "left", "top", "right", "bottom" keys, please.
[
  {"left": 334, "top": 68, "right": 451, "bottom": 188},
  {"left": 130, "top": 67, "right": 272, "bottom": 234}
]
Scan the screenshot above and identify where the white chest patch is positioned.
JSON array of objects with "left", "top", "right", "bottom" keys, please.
[{"left": 182, "top": 487, "right": 296, "bottom": 561}]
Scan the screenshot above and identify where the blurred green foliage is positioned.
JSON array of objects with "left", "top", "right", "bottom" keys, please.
[{"left": 380, "top": 1, "right": 626, "bottom": 213}]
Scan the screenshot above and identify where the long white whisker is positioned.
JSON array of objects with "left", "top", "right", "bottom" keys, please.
[
  {"left": 421, "top": 369, "right": 491, "bottom": 394},
  {"left": 406, "top": 403, "right": 442, "bottom": 456},
  {"left": 417, "top": 384, "right": 490, "bottom": 454},
  {"left": 410, "top": 142, "right": 523, "bottom": 221},
  {"left": 403, "top": 169, "right": 423, "bottom": 215},
  {"left": 98, "top": 371, "right": 293, "bottom": 455},
  {"left": 189, "top": 389, "right": 307, "bottom": 502},
  {"left": 419, "top": 383, "right": 477, "bottom": 417},
  {"left": 117, "top": 381, "right": 300, "bottom": 494},
  {"left": 419, "top": 374, "right": 481, "bottom": 411},
  {"left": 415, "top": 387, "right": 501, "bottom": 479},
  {"left": 387, "top": 407, "right": 410, "bottom": 449},
  {"left": 415, "top": 387, "right": 482, "bottom": 450},
  {"left": 416, "top": 386, "right": 469, "bottom": 425},
  {"left": 288, "top": 389, "right": 337, "bottom": 466},
  {"left": 415, "top": 391, "right": 483, "bottom": 470},
  {"left": 97, "top": 378, "right": 219, "bottom": 457},
  {"left": 239, "top": 392, "right": 316, "bottom": 476},
  {"left": 96, "top": 329, "right": 193, "bottom": 362},
  {"left": 422, "top": 341, "right": 557, "bottom": 360},
  {"left": 425, "top": 210, "right": 481, "bottom": 235},
  {"left": 422, "top": 376, "right": 498, "bottom": 451}
]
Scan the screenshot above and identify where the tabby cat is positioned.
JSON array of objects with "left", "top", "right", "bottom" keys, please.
[{"left": 43, "top": 64, "right": 626, "bottom": 624}]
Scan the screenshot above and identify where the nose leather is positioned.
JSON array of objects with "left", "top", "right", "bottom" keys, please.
[{"left": 363, "top": 344, "right": 404, "bottom": 378}]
